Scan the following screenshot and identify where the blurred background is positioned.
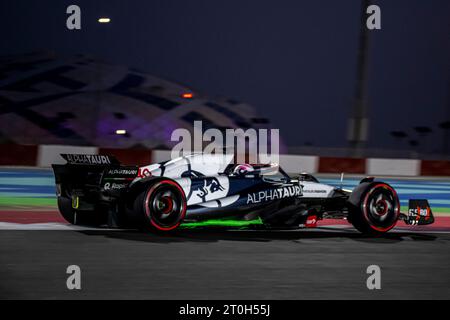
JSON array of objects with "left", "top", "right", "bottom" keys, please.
[{"left": 0, "top": 0, "right": 449, "bottom": 165}]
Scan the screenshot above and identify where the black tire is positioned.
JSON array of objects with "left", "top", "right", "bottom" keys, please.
[
  {"left": 133, "top": 179, "right": 186, "bottom": 232},
  {"left": 57, "top": 196, "right": 106, "bottom": 226},
  {"left": 348, "top": 182, "right": 400, "bottom": 234}
]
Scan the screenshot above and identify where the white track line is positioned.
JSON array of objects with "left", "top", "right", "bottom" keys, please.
[
  {"left": 0, "top": 222, "right": 122, "bottom": 230},
  {"left": 0, "top": 222, "right": 449, "bottom": 233}
]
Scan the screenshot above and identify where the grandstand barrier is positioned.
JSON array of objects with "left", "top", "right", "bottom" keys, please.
[
  {"left": 0, "top": 144, "right": 38, "bottom": 166},
  {"left": 279, "top": 154, "right": 318, "bottom": 174},
  {"left": 318, "top": 157, "right": 365, "bottom": 174},
  {"left": 421, "top": 160, "right": 450, "bottom": 176},
  {"left": 367, "top": 158, "right": 420, "bottom": 176}
]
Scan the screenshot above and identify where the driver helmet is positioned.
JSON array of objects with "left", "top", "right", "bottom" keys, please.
[{"left": 233, "top": 164, "right": 255, "bottom": 176}]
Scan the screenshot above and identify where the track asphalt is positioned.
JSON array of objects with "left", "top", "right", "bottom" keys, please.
[{"left": 0, "top": 228, "right": 449, "bottom": 299}]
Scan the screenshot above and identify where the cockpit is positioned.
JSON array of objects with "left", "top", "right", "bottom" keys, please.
[{"left": 225, "top": 162, "right": 290, "bottom": 183}]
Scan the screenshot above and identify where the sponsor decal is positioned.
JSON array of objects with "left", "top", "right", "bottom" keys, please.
[
  {"left": 406, "top": 200, "right": 433, "bottom": 225},
  {"left": 408, "top": 207, "right": 429, "bottom": 217},
  {"left": 302, "top": 189, "right": 326, "bottom": 193},
  {"left": 306, "top": 215, "right": 317, "bottom": 228},
  {"left": 137, "top": 168, "right": 152, "bottom": 178},
  {"left": 66, "top": 154, "right": 112, "bottom": 165},
  {"left": 104, "top": 182, "right": 127, "bottom": 190},
  {"left": 192, "top": 177, "right": 225, "bottom": 202},
  {"left": 247, "top": 185, "right": 301, "bottom": 204},
  {"left": 107, "top": 169, "right": 138, "bottom": 176},
  {"left": 408, "top": 206, "right": 431, "bottom": 224}
]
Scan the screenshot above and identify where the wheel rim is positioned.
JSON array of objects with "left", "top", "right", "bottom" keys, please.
[
  {"left": 370, "top": 196, "right": 390, "bottom": 218},
  {"left": 145, "top": 181, "right": 186, "bottom": 231},
  {"left": 362, "top": 184, "right": 399, "bottom": 232}
]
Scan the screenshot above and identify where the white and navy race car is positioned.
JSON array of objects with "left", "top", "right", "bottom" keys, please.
[{"left": 52, "top": 153, "right": 434, "bottom": 234}]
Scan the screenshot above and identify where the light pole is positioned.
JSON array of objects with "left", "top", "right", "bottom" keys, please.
[
  {"left": 441, "top": 79, "right": 450, "bottom": 156},
  {"left": 347, "top": 0, "right": 371, "bottom": 156}
]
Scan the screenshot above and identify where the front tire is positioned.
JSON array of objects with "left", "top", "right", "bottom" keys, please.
[
  {"left": 133, "top": 179, "right": 187, "bottom": 232},
  {"left": 348, "top": 182, "right": 400, "bottom": 234}
]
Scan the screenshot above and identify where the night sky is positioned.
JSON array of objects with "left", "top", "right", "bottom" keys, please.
[{"left": 1, "top": 0, "right": 449, "bottom": 152}]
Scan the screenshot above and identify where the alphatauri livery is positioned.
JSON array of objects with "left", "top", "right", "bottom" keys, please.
[{"left": 52, "top": 153, "right": 434, "bottom": 234}]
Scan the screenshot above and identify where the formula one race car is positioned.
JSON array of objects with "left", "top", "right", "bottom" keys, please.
[{"left": 52, "top": 153, "right": 435, "bottom": 234}]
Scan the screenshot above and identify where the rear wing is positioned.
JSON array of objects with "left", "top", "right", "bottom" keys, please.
[
  {"left": 61, "top": 154, "right": 120, "bottom": 165},
  {"left": 52, "top": 154, "right": 115, "bottom": 191},
  {"left": 52, "top": 154, "right": 138, "bottom": 199}
]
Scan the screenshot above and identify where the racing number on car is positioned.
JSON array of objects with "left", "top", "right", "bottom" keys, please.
[{"left": 137, "top": 168, "right": 151, "bottom": 178}]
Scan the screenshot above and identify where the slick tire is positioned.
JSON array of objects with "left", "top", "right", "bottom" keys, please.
[
  {"left": 133, "top": 179, "right": 187, "bottom": 232},
  {"left": 348, "top": 182, "right": 400, "bottom": 234}
]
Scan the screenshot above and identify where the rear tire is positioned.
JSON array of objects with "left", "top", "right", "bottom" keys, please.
[
  {"left": 348, "top": 182, "right": 400, "bottom": 234},
  {"left": 133, "top": 179, "right": 186, "bottom": 232}
]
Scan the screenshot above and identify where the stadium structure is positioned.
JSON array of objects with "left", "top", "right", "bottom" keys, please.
[{"left": 0, "top": 52, "right": 276, "bottom": 150}]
